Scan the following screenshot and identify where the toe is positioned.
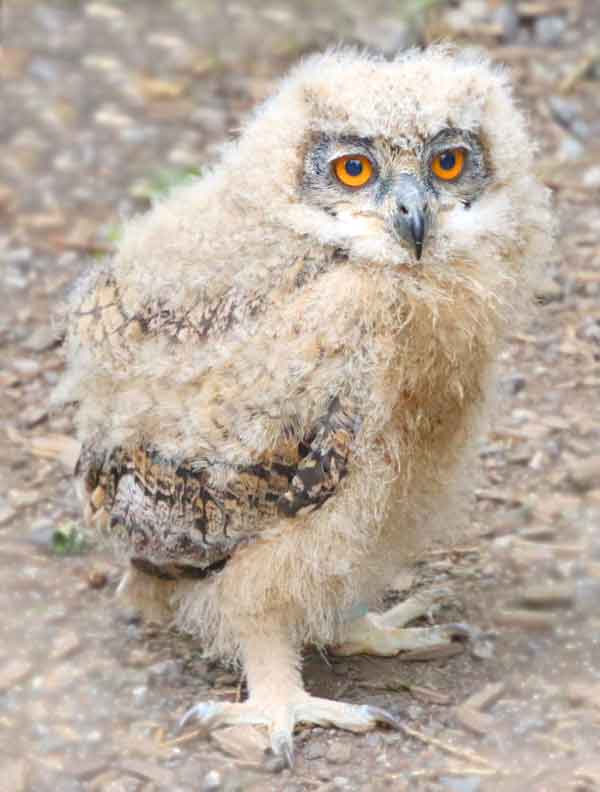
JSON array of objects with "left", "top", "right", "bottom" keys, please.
[
  {"left": 178, "top": 701, "right": 221, "bottom": 731},
  {"left": 269, "top": 731, "right": 295, "bottom": 769},
  {"left": 363, "top": 705, "right": 403, "bottom": 731}
]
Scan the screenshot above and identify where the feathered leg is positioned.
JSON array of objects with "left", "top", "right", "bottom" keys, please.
[
  {"left": 179, "top": 616, "right": 400, "bottom": 765},
  {"left": 332, "top": 588, "right": 469, "bottom": 657}
]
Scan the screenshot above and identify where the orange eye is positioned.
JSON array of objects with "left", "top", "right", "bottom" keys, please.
[
  {"left": 333, "top": 155, "right": 374, "bottom": 188},
  {"left": 431, "top": 148, "right": 465, "bottom": 181}
]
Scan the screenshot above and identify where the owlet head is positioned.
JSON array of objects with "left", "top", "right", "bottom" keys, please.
[{"left": 232, "top": 46, "right": 551, "bottom": 279}]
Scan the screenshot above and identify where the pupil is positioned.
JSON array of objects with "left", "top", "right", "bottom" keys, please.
[
  {"left": 440, "top": 151, "right": 456, "bottom": 170},
  {"left": 345, "top": 159, "right": 363, "bottom": 177}
]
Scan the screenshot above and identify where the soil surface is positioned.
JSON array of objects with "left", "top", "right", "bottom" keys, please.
[{"left": 1, "top": 2, "right": 600, "bottom": 791}]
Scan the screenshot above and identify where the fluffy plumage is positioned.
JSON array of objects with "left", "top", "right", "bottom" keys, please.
[{"left": 56, "top": 46, "right": 552, "bottom": 761}]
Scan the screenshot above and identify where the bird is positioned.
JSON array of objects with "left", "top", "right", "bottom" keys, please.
[{"left": 56, "top": 45, "right": 553, "bottom": 765}]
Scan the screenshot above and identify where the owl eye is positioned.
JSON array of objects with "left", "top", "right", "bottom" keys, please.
[
  {"left": 431, "top": 148, "right": 465, "bottom": 181},
  {"left": 333, "top": 155, "right": 374, "bottom": 188}
]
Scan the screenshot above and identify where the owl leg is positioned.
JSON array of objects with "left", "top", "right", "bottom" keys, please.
[
  {"left": 179, "top": 618, "right": 400, "bottom": 767},
  {"left": 331, "top": 588, "right": 469, "bottom": 657}
]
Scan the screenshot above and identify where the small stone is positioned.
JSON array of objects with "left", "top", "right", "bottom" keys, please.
[
  {"left": 20, "top": 405, "right": 48, "bottom": 428},
  {"left": 326, "top": 741, "right": 353, "bottom": 764},
  {"left": 535, "top": 277, "right": 563, "bottom": 303},
  {"left": 10, "top": 357, "right": 41, "bottom": 379},
  {"left": 2, "top": 759, "right": 27, "bottom": 792},
  {"left": 548, "top": 95, "right": 579, "bottom": 127},
  {"left": 567, "top": 456, "right": 600, "bottom": 493},
  {"left": 440, "top": 775, "right": 482, "bottom": 792},
  {"left": 29, "top": 519, "right": 55, "bottom": 546},
  {"left": 85, "top": 3, "right": 124, "bottom": 20},
  {"left": 51, "top": 630, "right": 81, "bottom": 660},
  {"left": 354, "top": 18, "right": 415, "bottom": 55},
  {"left": 583, "top": 166, "right": 600, "bottom": 189},
  {"left": 333, "top": 777, "right": 350, "bottom": 790},
  {"left": 201, "top": 770, "right": 222, "bottom": 792},
  {"left": 533, "top": 15, "right": 566, "bottom": 46},
  {"left": 88, "top": 567, "right": 109, "bottom": 589},
  {"left": 132, "top": 685, "right": 148, "bottom": 704},
  {"left": 212, "top": 725, "right": 269, "bottom": 763},
  {"left": 104, "top": 778, "right": 143, "bottom": 792},
  {"left": 0, "top": 659, "right": 33, "bottom": 691},
  {"left": 94, "top": 105, "right": 133, "bottom": 129},
  {"left": 502, "top": 373, "right": 527, "bottom": 395},
  {"left": 0, "top": 502, "right": 17, "bottom": 526},
  {"left": 21, "top": 325, "right": 60, "bottom": 353},
  {"left": 493, "top": 3, "right": 519, "bottom": 41},
  {"left": 557, "top": 135, "right": 584, "bottom": 161},
  {"left": 147, "top": 659, "right": 183, "bottom": 684},
  {"left": 304, "top": 740, "right": 327, "bottom": 760}
]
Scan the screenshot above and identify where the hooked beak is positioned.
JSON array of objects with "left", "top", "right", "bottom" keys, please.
[{"left": 391, "top": 174, "right": 432, "bottom": 261}]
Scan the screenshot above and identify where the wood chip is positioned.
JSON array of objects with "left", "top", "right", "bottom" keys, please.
[
  {"left": 0, "top": 659, "right": 33, "bottom": 691},
  {"left": 454, "top": 705, "right": 494, "bottom": 736},
  {"left": 211, "top": 725, "right": 269, "bottom": 764},
  {"left": 462, "top": 682, "right": 506, "bottom": 713},
  {"left": 400, "top": 724, "right": 496, "bottom": 770},
  {"left": 516, "top": 583, "right": 575, "bottom": 609},
  {"left": 493, "top": 608, "right": 559, "bottom": 631},
  {"left": 30, "top": 434, "right": 81, "bottom": 471},
  {"left": 475, "top": 489, "right": 524, "bottom": 505},
  {"left": 117, "top": 759, "right": 175, "bottom": 787}
]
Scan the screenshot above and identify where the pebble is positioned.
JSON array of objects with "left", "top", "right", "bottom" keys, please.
[
  {"left": 557, "top": 135, "right": 584, "bottom": 161},
  {"left": 19, "top": 404, "right": 49, "bottom": 428},
  {"left": 567, "top": 456, "right": 600, "bottom": 493},
  {"left": 29, "top": 519, "right": 56, "bottom": 547},
  {"left": 583, "top": 166, "right": 600, "bottom": 189},
  {"left": 0, "top": 501, "right": 17, "bottom": 526},
  {"left": 212, "top": 724, "right": 269, "bottom": 763},
  {"left": 104, "top": 778, "right": 143, "bottom": 792},
  {"left": 304, "top": 740, "right": 327, "bottom": 760},
  {"left": 87, "top": 567, "right": 110, "bottom": 589},
  {"left": 0, "top": 659, "right": 33, "bottom": 691},
  {"left": 325, "top": 741, "right": 353, "bottom": 764},
  {"left": 21, "top": 325, "right": 60, "bottom": 352},
  {"left": 10, "top": 357, "right": 41, "bottom": 379},
  {"left": 502, "top": 373, "right": 527, "bottom": 395},
  {"left": 355, "top": 18, "right": 415, "bottom": 55},
  {"left": 440, "top": 775, "right": 482, "bottom": 792},
  {"left": 201, "top": 770, "right": 222, "bottom": 791},
  {"left": 548, "top": 95, "right": 580, "bottom": 127},
  {"left": 3, "top": 759, "right": 26, "bottom": 792},
  {"left": 493, "top": 3, "right": 519, "bottom": 41},
  {"left": 533, "top": 15, "right": 566, "bottom": 46},
  {"left": 147, "top": 659, "right": 183, "bottom": 684},
  {"left": 535, "top": 277, "right": 564, "bottom": 303},
  {"left": 50, "top": 630, "right": 81, "bottom": 660}
]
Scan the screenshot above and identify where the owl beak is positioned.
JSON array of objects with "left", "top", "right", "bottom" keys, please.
[{"left": 391, "top": 175, "right": 431, "bottom": 261}]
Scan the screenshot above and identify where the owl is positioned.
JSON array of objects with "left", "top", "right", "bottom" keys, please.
[{"left": 56, "top": 46, "right": 552, "bottom": 765}]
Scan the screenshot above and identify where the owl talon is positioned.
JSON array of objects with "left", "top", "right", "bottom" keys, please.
[{"left": 178, "top": 701, "right": 221, "bottom": 732}]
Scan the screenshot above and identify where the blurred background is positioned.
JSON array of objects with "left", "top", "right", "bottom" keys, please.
[{"left": 1, "top": 1, "right": 599, "bottom": 791}]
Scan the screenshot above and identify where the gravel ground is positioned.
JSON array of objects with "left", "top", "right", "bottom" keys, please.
[{"left": 1, "top": 2, "right": 600, "bottom": 791}]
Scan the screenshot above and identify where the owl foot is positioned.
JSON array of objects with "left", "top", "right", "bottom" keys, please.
[
  {"left": 179, "top": 694, "right": 401, "bottom": 769},
  {"left": 332, "top": 587, "right": 470, "bottom": 658}
]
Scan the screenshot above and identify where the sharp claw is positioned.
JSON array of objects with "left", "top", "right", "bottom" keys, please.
[
  {"left": 364, "top": 705, "right": 403, "bottom": 731},
  {"left": 178, "top": 701, "right": 219, "bottom": 732},
  {"left": 264, "top": 741, "right": 294, "bottom": 773},
  {"left": 271, "top": 732, "right": 295, "bottom": 769},
  {"left": 281, "top": 740, "right": 294, "bottom": 769},
  {"left": 446, "top": 622, "right": 472, "bottom": 640}
]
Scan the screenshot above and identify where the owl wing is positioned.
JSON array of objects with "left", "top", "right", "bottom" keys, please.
[{"left": 71, "top": 268, "right": 364, "bottom": 580}]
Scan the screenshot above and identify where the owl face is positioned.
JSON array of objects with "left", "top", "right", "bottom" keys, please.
[
  {"left": 302, "top": 127, "right": 490, "bottom": 262},
  {"left": 233, "top": 47, "right": 545, "bottom": 277}
]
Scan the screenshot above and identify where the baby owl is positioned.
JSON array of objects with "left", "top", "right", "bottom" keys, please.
[{"left": 57, "top": 47, "right": 552, "bottom": 764}]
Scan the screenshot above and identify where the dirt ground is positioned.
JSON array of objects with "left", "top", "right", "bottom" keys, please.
[{"left": 1, "top": 1, "right": 600, "bottom": 790}]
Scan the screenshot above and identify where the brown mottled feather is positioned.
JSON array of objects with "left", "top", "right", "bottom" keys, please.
[{"left": 77, "top": 395, "right": 358, "bottom": 579}]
